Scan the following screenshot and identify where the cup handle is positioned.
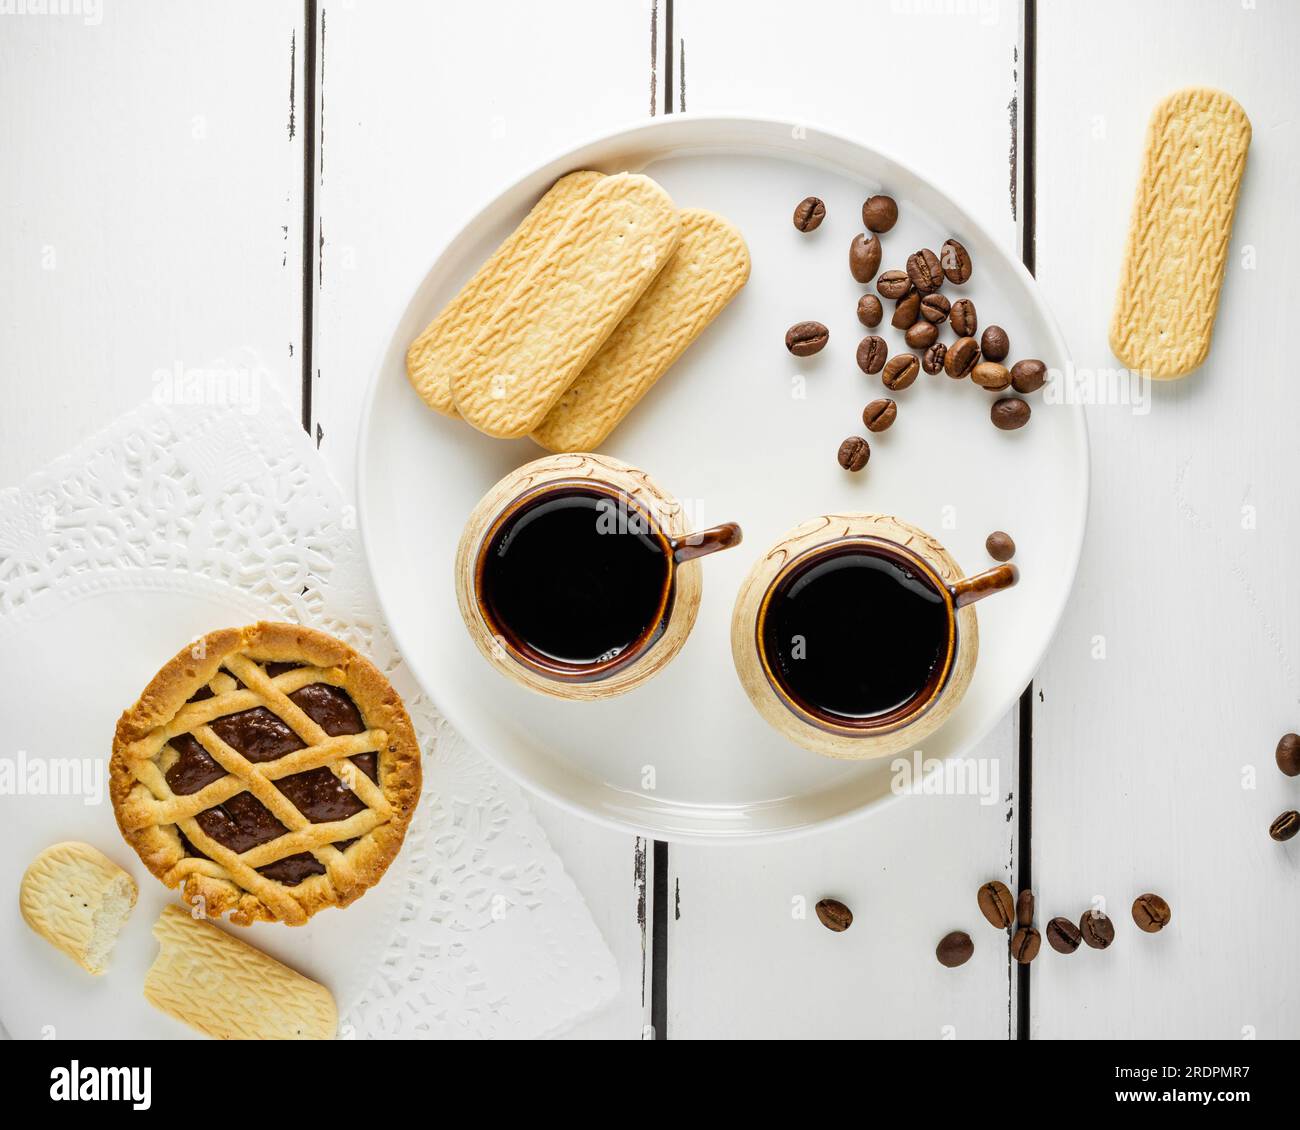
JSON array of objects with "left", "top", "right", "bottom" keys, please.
[
  {"left": 671, "top": 522, "right": 743, "bottom": 565},
  {"left": 949, "top": 563, "right": 1019, "bottom": 608}
]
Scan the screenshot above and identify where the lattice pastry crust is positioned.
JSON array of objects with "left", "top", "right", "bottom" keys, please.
[{"left": 110, "top": 623, "right": 421, "bottom": 926}]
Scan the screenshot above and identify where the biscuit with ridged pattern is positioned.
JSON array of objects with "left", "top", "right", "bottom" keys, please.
[
  {"left": 144, "top": 905, "right": 337, "bottom": 1039},
  {"left": 451, "top": 173, "right": 681, "bottom": 438},
  {"left": 1110, "top": 87, "right": 1250, "bottom": 379},
  {"left": 406, "top": 170, "right": 605, "bottom": 417},
  {"left": 532, "top": 209, "right": 750, "bottom": 452},
  {"left": 20, "top": 841, "right": 137, "bottom": 975}
]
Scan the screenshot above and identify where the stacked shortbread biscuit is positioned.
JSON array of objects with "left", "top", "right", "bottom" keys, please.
[{"left": 406, "top": 171, "right": 750, "bottom": 450}]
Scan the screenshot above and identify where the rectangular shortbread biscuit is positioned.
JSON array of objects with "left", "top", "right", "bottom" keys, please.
[
  {"left": 532, "top": 209, "right": 750, "bottom": 453},
  {"left": 450, "top": 173, "right": 681, "bottom": 438}
]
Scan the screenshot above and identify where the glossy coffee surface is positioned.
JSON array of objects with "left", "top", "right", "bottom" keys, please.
[
  {"left": 481, "top": 488, "right": 671, "bottom": 670},
  {"left": 763, "top": 548, "right": 950, "bottom": 724}
]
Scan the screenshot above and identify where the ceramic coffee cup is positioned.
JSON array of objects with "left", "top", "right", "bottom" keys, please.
[
  {"left": 731, "top": 512, "right": 1017, "bottom": 759},
  {"left": 455, "top": 452, "right": 742, "bottom": 700}
]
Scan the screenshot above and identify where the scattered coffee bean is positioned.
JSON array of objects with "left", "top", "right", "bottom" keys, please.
[
  {"left": 793, "top": 196, "right": 826, "bottom": 232},
  {"left": 863, "top": 398, "right": 897, "bottom": 432},
  {"left": 856, "top": 335, "right": 888, "bottom": 375},
  {"left": 882, "top": 353, "right": 920, "bottom": 390},
  {"left": 920, "top": 294, "right": 950, "bottom": 324},
  {"left": 1046, "top": 917, "right": 1082, "bottom": 954},
  {"left": 1078, "top": 910, "right": 1115, "bottom": 950},
  {"left": 1270, "top": 810, "right": 1300, "bottom": 841},
  {"left": 991, "top": 397, "right": 1031, "bottom": 430},
  {"left": 985, "top": 531, "right": 1016, "bottom": 562},
  {"left": 936, "top": 930, "right": 974, "bottom": 968},
  {"left": 906, "top": 320, "right": 939, "bottom": 350},
  {"left": 876, "top": 270, "right": 912, "bottom": 300},
  {"left": 1011, "top": 926, "right": 1041, "bottom": 964},
  {"left": 1010, "top": 358, "right": 1047, "bottom": 394},
  {"left": 940, "top": 238, "right": 972, "bottom": 284},
  {"left": 786, "top": 320, "right": 829, "bottom": 356},
  {"left": 922, "top": 342, "right": 947, "bottom": 375},
  {"left": 906, "top": 248, "right": 944, "bottom": 295},
  {"left": 850, "top": 233, "right": 883, "bottom": 283},
  {"left": 815, "top": 897, "right": 853, "bottom": 931},
  {"left": 1276, "top": 733, "right": 1300, "bottom": 777},
  {"left": 862, "top": 194, "right": 898, "bottom": 233},
  {"left": 944, "top": 336, "right": 980, "bottom": 379},
  {"left": 950, "top": 298, "right": 978, "bottom": 337},
  {"left": 972, "top": 361, "right": 1011, "bottom": 391},
  {"left": 1131, "top": 893, "right": 1171, "bottom": 933},
  {"left": 892, "top": 291, "right": 922, "bottom": 329},
  {"left": 1017, "top": 889, "right": 1034, "bottom": 928},
  {"left": 837, "top": 436, "right": 871, "bottom": 472},
  {"left": 981, "top": 325, "right": 1010, "bottom": 362},
  {"left": 857, "top": 293, "right": 884, "bottom": 328},
  {"left": 977, "top": 881, "right": 1015, "bottom": 929}
]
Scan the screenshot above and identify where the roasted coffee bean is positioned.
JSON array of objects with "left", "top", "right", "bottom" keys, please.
[
  {"left": 940, "top": 237, "right": 972, "bottom": 284},
  {"left": 977, "top": 881, "right": 1015, "bottom": 929},
  {"left": 1017, "top": 889, "right": 1034, "bottom": 928},
  {"left": 1131, "top": 893, "right": 1171, "bottom": 933},
  {"left": 1011, "top": 926, "right": 1041, "bottom": 964},
  {"left": 892, "top": 291, "right": 922, "bottom": 329},
  {"left": 906, "top": 248, "right": 944, "bottom": 295},
  {"left": 922, "top": 342, "right": 947, "bottom": 375},
  {"left": 1079, "top": 910, "right": 1115, "bottom": 950},
  {"left": 850, "top": 233, "right": 883, "bottom": 283},
  {"left": 882, "top": 353, "right": 920, "bottom": 390},
  {"left": 876, "top": 270, "right": 912, "bottom": 300},
  {"left": 985, "top": 531, "right": 1016, "bottom": 562},
  {"left": 1046, "top": 917, "right": 1082, "bottom": 954},
  {"left": 906, "top": 320, "right": 939, "bottom": 350},
  {"left": 991, "top": 397, "right": 1031, "bottom": 430},
  {"left": 1277, "top": 733, "right": 1300, "bottom": 777},
  {"left": 815, "top": 897, "right": 853, "bottom": 931},
  {"left": 981, "top": 325, "right": 1010, "bottom": 362},
  {"left": 862, "top": 194, "right": 898, "bottom": 233},
  {"left": 863, "top": 398, "right": 897, "bottom": 432},
  {"left": 1270, "top": 810, "right": 1300, "bottom": 841},
  {"left": 857, "top": 293, "right": 884, "bottom": 328},
  {"left": 837, "top": 436, "right": 871, "bottom": 472},
  {"left": 972, "top": 361, "right": 1011, "bottom": 391},
  {"left": 920, "top": 294, "right": 950, "bottom": 324},
  {"left": 1010, "top": 358, "right": 1047, "bottom": 394},
  {"left": 786, "top": 321, "right": 829, "bottom": 356},
  {"left": 793, "top": 195, "right": 826, "bottom": 232},
  {"left": 936, "top": 930, "right": 974, "bottom": 968},
  {"left": 950, "top": 298, "right": 978, "bottom": 337},
  {"left": 944, "top": 336, "right": 980, "bottom": 379},
  {"left": 856, "top": 335, "right": 888, "bottom": 375}
]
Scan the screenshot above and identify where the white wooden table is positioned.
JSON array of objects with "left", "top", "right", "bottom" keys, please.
[{"left": 3, "top": 0, "right": 1297, "bottom": 1039}]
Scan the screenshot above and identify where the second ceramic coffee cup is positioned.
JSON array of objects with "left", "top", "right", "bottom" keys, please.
[{"left": 732, "top": 512, "right": 1017, "bottom": 758}]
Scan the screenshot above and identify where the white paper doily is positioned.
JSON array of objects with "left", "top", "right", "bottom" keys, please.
[{"left": 0, "top": 366, "right": 618, "bottom": 1039}]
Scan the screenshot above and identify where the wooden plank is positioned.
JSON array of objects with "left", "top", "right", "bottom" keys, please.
[
  {"left": 0, "top": 0, "right": 305, "bottom": 1041},
  {"left": 0, "top": 0, "right": 305, "bottom": 486},
  {"left": 307, "top": 0, "right": 656, "bottom": 1039},
  {"left": 1032, "top": 0, "right": 1300, "bottom": 1037},
  {"left": 665, "top": 0, "right": 1027, "bottom": 1039}
]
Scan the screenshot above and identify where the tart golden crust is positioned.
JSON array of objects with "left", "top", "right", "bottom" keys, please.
[{"left": 110, "top": 622, "right": 421, "bottom": 926}]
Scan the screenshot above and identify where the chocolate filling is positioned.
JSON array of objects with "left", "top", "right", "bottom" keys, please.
[{"left": 166, "top": 669, "right": 377, "bottom": 886}]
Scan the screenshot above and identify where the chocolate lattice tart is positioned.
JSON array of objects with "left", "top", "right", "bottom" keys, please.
[{"left": 111, "top": 623, "right": 421, "bottom": 926}]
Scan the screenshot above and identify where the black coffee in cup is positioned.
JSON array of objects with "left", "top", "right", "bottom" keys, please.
[
  {"left": 479, "top": 487, "right": 672, "bottom": 676},
  {"left": 761, "top": 543, "right": 952, "bottom": 726}
]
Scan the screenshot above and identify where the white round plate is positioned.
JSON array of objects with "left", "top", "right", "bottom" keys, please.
[{"left": 359, "top": 115, "right": 1087, "bottom": 842}]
